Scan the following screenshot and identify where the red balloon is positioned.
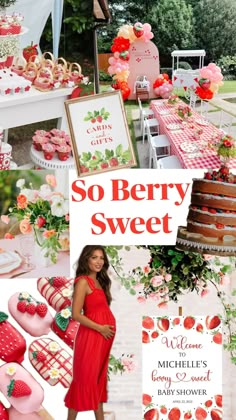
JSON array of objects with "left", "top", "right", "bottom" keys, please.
[
  {"left": 153, "top": 76, "right": 164, "bottom": 88},
  {"left": 162, "top": 73, "right": 169, "bottom": 81}
]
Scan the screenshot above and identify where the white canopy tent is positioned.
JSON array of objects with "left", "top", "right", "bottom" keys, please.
[
  {"left": 171, "top": 49, "right": 206, "bottom": 91},
  {"left": 171, "top": 49, "right": 206, "bottom": 71},
  {"left": 7, "top": 0, "right": 64, "bottom": 58}
]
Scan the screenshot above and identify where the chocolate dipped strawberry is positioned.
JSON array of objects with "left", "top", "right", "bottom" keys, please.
[{"left": 0, "top": 312, "right": 26, "bottom": 363}]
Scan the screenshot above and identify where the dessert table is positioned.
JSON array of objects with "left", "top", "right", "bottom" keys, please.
[
  {"left": 150, "top": 99, "right": 236, "bottom": 169},
  {"left": 0, "top": 236, "right": 70, "bottom": 278},
  {"left": 1, "top": 86, "right": 73, "bottom": 142}
]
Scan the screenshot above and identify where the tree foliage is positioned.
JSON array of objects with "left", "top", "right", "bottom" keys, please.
[
  {"left": 194, "top": 0, "right": 236, "bottom": 60},
  {"left": 147, "top": 0, "right": 194, "bottom": 56}
]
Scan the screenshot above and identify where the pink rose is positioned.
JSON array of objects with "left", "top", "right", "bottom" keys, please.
[
  {"left": 143, "top": 265, "right": 150, "bottom": 274},
  {"left": 151, "top": 275, "right": 163, "bottom": 287},
  {"left": 165, "top": 273, "right": 172, "bottom": 282},
  {"left": 149, "top": 292, "right": 160, "bottom": 301},
  {"left": 19, "top": 219, "right": 32, "bottom": 234},
  {"left": 4, "top": 233, "right": 14, "bottom": 239},
  {"left": 121, "top": 358, "right": 136, "bottom": 372},
  {"left": 203, "top": 254, "right": 214, "bottom": 261},
  {"left": 65, "top": 213, "right": 70, "bottom": 222}
]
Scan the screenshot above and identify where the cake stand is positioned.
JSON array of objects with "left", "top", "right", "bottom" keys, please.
[{"left": 30, "top": 146, "right": 75, "bottom": 170}]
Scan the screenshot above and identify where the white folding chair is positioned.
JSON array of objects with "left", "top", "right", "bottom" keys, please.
[
  {"left": 138, "top": 97, "right": 154, "bottom": 137},
  {"left": 146, "top": 125, "right": 171, "bottom": 168},
  {"left": 143, "top": 116, "right": 159, "bottom": 144},
  {"left": 189, "top": 90, "right": 197, "bottom": 109},
  {"left": 219, "top": 110, "right": 234, "bottom": 135},
  {"left": 157, "top": 155, "right": 183, "bottom": 169}
]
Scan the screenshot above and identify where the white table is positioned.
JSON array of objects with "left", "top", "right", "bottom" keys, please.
[{"left": 1, "top": 86, "right": 73, "bottom": 142}]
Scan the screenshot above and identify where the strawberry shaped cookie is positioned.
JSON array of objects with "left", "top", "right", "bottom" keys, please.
[
  {"left": 29, "top": 338, "right": 72, "bottom": 387},
  {"left": 37, "top": 277, "right": 74, "bottom": 311},
  {"left": 8, "top": 292, "right": 53, "bottom": 337},
  {"left": 0, "top": 312, "right": 26, "bottom": 363},
  {"left": 0, "top": 363, "right": 44, "bottom": 414},
  {"left": 51, "top": 307, "right": 79, "bottom": 349}
]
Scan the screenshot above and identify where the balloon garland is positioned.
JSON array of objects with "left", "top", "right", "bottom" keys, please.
[
  {"left": 153, "top": 73, "right": 173, "bottom": 99},
  {"left": 108, "top": 22, "right": 154, "bottom": 101},
  {"left": 195, "top": 62, "right": 224, "bottom": 100}
]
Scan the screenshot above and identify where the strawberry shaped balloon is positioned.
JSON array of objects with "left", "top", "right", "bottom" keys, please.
[
  {"left": 133, "top": 22, "right": 144, "bottom": 38},
  {"left": 23, "top": 42, "right": 38, "bottom": 62}
]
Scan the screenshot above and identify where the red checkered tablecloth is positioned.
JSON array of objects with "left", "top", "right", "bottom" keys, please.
[{"left": 150, "top": 99, "right": 236, "bottom": 169}]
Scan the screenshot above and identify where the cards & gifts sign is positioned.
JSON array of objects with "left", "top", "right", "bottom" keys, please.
[
  {"left": 142, "top": 315, "right": 222, "bottom": 419},
  {"left": 65, "top": 90, "right": 137, "bottom": 177}
]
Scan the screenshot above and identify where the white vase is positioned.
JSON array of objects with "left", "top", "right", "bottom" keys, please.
[{"left": 33, "top": 229, "right": 55, "bottom": 267}]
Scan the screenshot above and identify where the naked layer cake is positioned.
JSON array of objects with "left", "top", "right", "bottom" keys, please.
[{"left": 176, "top": 167, "right": 236, "bottom": 256}]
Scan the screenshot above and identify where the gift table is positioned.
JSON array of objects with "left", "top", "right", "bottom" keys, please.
[
  {"left": 30, "top": 147, "right": 76, "bottom": 169},
  {"left": 0, "top": 86, "right": 74, "bottom": 142}
]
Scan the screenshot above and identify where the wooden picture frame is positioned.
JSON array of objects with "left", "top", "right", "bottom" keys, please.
[{"left": 64, "top": 90, "right": 137, "bottom": 177}]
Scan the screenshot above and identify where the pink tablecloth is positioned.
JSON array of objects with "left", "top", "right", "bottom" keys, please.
[
  {"left": 0, "top": 236, "right": 70, "bottom": 279},
  {"left": 151, "top": 99, "right": 236, "bottom": 169}
]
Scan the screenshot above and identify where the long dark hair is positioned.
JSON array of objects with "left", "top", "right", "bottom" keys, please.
[{"left": 75, "top": 245, "right": 112, "bottom": 305}]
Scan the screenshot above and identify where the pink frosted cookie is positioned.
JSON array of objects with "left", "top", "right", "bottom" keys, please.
[
  {"left": 51, "top": 307, "right": 79, "bottom": 349},
  {"left": 0, "top": 362, "right": 44, "bottom": 414},
  {"left": 8, "top": 408, "right": 41, "bottom": 420},
  {"left": 37, "top": 277, "right": 73, "bottom": 311},
  {"left": 29, "top": 337, "right": 72, "bottom": 388},
  {"left": 8, "top": 292, "right": 53, "bottom": 337},
  {"left": 0, "top": 311, "right": 26, "bottom": 363}
]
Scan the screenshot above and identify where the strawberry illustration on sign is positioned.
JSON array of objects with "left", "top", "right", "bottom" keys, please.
[
  {"left": 210, "top": 409, "right": 222, "bottom": 420},
  {"left": 142, "top": 330, "right": 150, "bottom": 344},
  {"left": 195, "top": 407, "right": 207, "bottom": 420},
  {"left": 214, "top": 395, "right": 222, "bottom": 408},
  {"left": 183, "top": 316, "right": 195, "bottom": 330},
  {"left": 157, "top": 318, "right": 170, "bottom": 332},
  {"left": 212, "top": 332, "right": 222, "bottom": 344},
  {"left": 168, "top": 407, "right": 181, "bottom": 420},
  {"left": 84, "top": 108, "right": 110, "bottom": 123},
  {"left": 205, "top": 316, "right": 221, "bottom": 330},
  {"left": 144, "top": 408, "right": 159, "bottom": 420},
  {"left": 142, "top": 316, "right": 155, "bottom": 330},
  {"left": 142, "top": 393, "right": 152, "bottom": 406}
]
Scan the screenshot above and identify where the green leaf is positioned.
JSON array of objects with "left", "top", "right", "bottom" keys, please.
[
  {"left": 0, "top": 312, "right": 8, "bottom": 323},
  {"left": 115, "top": 144, "right": 123, "bottom": 157},
  {"left": 55, "top": 312, "right": 70, "bottom": 331}
]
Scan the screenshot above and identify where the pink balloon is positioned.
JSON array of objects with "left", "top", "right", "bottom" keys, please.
[
  {"left": 143, "top": 23, "right": 152, "bottom": 31},
  {"left": 208, "top": 63, "right": 217, "bottom": 70},
  {"left": 162, "top": 92, "right": 171, "bottom": 99},
  {"left": 154, "top": 87, "right": 160, "bottom": 95},
  {"left": 114, "top": 52, "right": 119, "bottom": 59},
  {"left": 214, "top": 65, "right": 221, "bottom": 72}
]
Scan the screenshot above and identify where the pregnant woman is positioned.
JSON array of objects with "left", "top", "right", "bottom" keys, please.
[{"left": 65, "top": 245, "right": 116, "bottom": 420}]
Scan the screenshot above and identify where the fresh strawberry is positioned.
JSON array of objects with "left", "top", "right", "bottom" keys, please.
[
  {"left": 142, "top": 316, "right": 155, "bottom": 330},
  {"left": 35, "top": 303, "right": 48, "bottom": 318},
  {"left": 49, "top": 276, "right": 66, "bottom": 288},
  {"left": 157, "top": 318, "right": 170, "bottom": 332},
  {"left": 23, "top": 42, "right": 38, "bottom": 62},
  {"left": 36, "top": 216, "right": 46, "bottom": 228},
  {"left": 215, "top": 223, "right": 224, "bottom": 229},
  {"left": 209, "top": 208, "right": 217, "bottom": 214},
  {"left": 195, "top": 407, "right": 207, "bottom": 420},
  {"left": 7, "top": 379, "right": 32, "bottom": 398},
  {"left": 183, "top": 316, "right": 195, "bottom": 329},
  {"left": 204, "top": 172, "right": 212, "bottom": 180},
  {"left": 196, "top": 323, "right": 203, "bottom": 333},
  {"left": 201, "top": 206, "right": 209, "bottom": 211},
  {"left": 168, "top": 407, "right": 181, "bottom": 420},
  {"left": 214, "top": 395, "right": 222, "bottom": 407},
  {"left": 184, "top": 412, "right": 192, "bottom": 419},
  {"left": 25, "top": 303, "right": 36, "bottom": 315},
  {"left": 133, "top": 22, "right": 144, "bottom": 38},
  {"left": 205, "top": 400, "right": 213, "bottom": 408},
  {"left": 143, "top": 393, "right": 152, "bottom": 406},
  {"left": 151, "top": 331, "right": 159, "bottom": 339},
  {"left": 210, "top": 409, "right": 222, "bottom": 420},
  {"left": 32, "top": 350, "right": 46, "bottom": 362},
  {"left": 17, "top": 300, "right": 27, "bottom": 313},
  {"left": 144, "top": 408, "right": 159, "bottom": 420},
  {"left": 213, "top": 332, "right": 222, "bottom": 344},
  {"left": 206, "top": 316, "right": 221, "bottom": 330},
  {"left": 142, "top": 330, "right": 150, "bottom": 344},
  {"left": 0, "top": 401, "right": 8, "bottom": 420},
  {"left": 173, "top": 317, "right": 180, "bottom": 325},
  {"left": 0, "top": 312, "right": 26, "bottom": 363},
  {"left": 160, "top": 406, "right": 167, "bottom": 415},
  {"left": 220, "top": 166, "right": 229, "bottom": 175}
]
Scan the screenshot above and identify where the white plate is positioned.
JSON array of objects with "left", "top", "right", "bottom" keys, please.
[
  {"left": 195, "top": 119, "right": 209, "bottom": 126},
  {"left": 0, "top": 251, "right": 22, "bottom": 274},
  {"left": 180, "top": 141, "right": 199, "bottom": 153},
  {"left": 166, "top": 123, "right": 182, "bottom": 131},
  {"left": 159, "top": 110, "right": 171, "bottom": 115}
]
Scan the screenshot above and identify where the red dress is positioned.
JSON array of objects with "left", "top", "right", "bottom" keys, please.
[{"left": 64, "top": 275, "right": 116, "bottom": 412}]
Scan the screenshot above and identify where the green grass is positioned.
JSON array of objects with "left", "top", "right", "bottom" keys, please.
[
  {"left": 218, "top": 80, "right": 236, "bottom": 94},
  {"left": 124, "top": 100, "right": 140, "bottom": 167}
]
